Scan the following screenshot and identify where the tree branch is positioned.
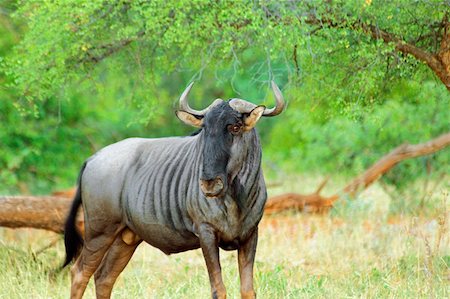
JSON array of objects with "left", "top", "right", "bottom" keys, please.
[
  {"left": 81, "top": 30, "right": 145, "bottom": 64},
  {"left": 305, "top": 14, "right": 450, "bottom": 90},
  {"left": 359, "top": 23, "right": 447, "bottom": 83}
]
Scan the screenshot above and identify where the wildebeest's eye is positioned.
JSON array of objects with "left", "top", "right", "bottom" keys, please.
[{"left": 227, "top": 124, "right": 241, "bottom": 135}]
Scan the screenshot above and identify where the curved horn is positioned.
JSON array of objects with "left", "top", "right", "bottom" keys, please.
[
  {"left": 228, "top": 98, "right": 257, "bottom": 113},
  {"left": 179, "top": 82, "right": 223, "bottom": 116},
  {"left": 263, "top": 81, "right": 285, "bottom": 116},
  {"left": 228, "top": 81, "right": 285, "bottom": 116}
]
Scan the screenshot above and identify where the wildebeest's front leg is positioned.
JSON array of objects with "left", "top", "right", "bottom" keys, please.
[
  {"left": 198, "top": 223, "right": 226, "bottom": 299},
  {"left": 238, "top": 228, "right": 258, "bottom": 299}
]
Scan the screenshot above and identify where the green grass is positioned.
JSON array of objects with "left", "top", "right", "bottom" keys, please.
[{"left": 0, "top": 180, "right": 448, "bottom": 298}]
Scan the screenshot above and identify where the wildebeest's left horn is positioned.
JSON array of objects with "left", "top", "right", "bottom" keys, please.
[
  {"left": 179, "top": 82, "right": 223, "bottom": 116},
  {"left": 262, "top": 81, "right": 285, "bottom": 117},
  {"left": 228, "top": 81, "right": 285, "bottom": 116}
]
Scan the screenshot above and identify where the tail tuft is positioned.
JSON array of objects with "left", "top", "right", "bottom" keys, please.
[{"left": 62, "top": 162, "right": 86, "bottom": 268}]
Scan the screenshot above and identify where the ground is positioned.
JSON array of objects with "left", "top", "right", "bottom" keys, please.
[{"left": 0, "top": 181, "right": 448, "bottom": 298}]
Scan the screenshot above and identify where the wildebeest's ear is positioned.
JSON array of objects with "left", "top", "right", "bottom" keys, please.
[
  {"left": 243, "top": 105, "right": 265, "bottom": 131},
  {"left": 176, "top": 110, "right": 203, "bottom": 127}
]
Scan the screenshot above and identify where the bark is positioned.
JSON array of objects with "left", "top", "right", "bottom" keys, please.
[
  {"left": 437, "top": 19, "right": 450, "bottom": 89},
  {"left": 264, "top": 132, "right": 450, "bottom": 214}
]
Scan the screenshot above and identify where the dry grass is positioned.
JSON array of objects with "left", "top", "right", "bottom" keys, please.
[{"left": 0, "top": 182, "right": 448, "bottom": 298}]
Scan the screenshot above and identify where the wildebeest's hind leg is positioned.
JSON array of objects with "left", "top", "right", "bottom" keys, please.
[
  {"left": 94, "top": 228, "right": 142, "bottom": 299},
  {"left": 70, "top": 224, "right": 123, "bottom": 299}
]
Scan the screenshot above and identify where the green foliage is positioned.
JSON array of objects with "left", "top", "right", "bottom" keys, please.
[
  {"left": 0, "top": 87, "right": 152, "bottom": 194},
  {"left": 266, "top": 80, "right": 449, "bottom": 186},
  {"left": 0, "top": 1, "right": 449, "bottom": 198},
  {"left": 5, "top": 0, "right": 449, "bottom": 107}
]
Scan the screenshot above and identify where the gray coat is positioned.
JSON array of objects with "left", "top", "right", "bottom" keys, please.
[{"left": 81, "top": 130, "right": 266, "bottom": 254}]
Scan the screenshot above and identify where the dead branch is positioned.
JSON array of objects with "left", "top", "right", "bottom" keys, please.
[
  {"left": 340, "top": 132, "right": 450, "bottom": 199},
  {"left": 264, "top": 132, "right": 450, "bottom": 214}
]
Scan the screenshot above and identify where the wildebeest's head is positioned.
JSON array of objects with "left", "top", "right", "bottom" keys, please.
[{"left": 176, "top": 81, "right": 285, "bottom": 198}]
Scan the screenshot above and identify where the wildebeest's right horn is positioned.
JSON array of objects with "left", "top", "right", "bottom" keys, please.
[{"left": 179, "top": 82, "right": 223, "bottom": 116}]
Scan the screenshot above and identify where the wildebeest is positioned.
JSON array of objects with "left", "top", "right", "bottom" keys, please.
[{"left": 63, "top": 81, "right": 285, "bottom": 299}]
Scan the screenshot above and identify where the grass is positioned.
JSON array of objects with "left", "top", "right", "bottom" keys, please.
[{"left": 0, "top": 179, "right": 448, "bottom": 298}]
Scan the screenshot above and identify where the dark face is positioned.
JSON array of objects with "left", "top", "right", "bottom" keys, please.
[
  {"left": 177, "top": 81, "right": 285, "bottom": 198},
  {"left": 199, "top": 102, "right": 248, "bottom": 198}
]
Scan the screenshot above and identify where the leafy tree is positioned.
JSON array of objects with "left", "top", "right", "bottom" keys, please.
[
  {"left": 4, "top": 0, "right": 450, "bottom": 103},
  {"left": 0, "top": 0, "right": 449, "bottom": 195}
]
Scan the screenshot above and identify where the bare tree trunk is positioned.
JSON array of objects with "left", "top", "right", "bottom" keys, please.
[{"left": 264, "top": 132, "right": 450, "bottom": 214}]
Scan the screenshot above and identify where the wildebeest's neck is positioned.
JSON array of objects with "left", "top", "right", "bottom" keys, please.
[
  {"left": 231, "top": 130, "right": 264, "bottom": 211},
  {"left": 194, "top": 128, "right": 264, "bottom": 209}
]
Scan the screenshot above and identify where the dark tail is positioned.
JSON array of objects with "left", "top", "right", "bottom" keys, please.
[{"left": 62, "top": 162, "right": 87, "bottom": 268}]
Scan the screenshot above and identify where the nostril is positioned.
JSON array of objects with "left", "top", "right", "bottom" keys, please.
[{"left": 213, "top": 177, "right": 223, "bottom": 189}]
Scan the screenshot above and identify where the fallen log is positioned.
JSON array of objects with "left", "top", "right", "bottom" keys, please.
[
  {"left": 264, "top": 132, "right": 450, "bottom": 214},
  {"left": 0, "top": 196, "right": 83, "bottom": 234}
]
